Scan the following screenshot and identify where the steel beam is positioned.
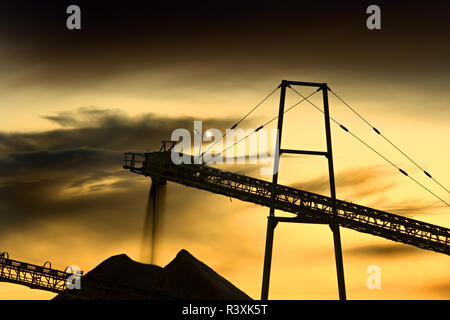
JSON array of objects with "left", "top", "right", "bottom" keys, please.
[
  {"left": 261, "top": 80, "right": 288, "bottom": 300},
  {"left": 125, "top": 153, "right": 450, "bottom": 254},
  {"left": 322, "top": 84, "right": 346, "bottom": 300},
  {"left": 284, "top": 80, "right": 324, "bottom": 87},
  {"left": 280, "top": 149, "right": 328, "bottom": 157}
]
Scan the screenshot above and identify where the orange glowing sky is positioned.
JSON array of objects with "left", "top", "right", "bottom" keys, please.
[{"left": 0, "top": 1, "right": 449, "bottom": 300}]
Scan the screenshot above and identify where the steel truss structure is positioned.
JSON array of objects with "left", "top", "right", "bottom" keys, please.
[
  {"left": 0, "top": 252, "right": 73, "bottom": 293},
  {"left": 0, "top": 252, "right": 170, "bottom": 299},
  {"left": 123, "top": 151, "right": 450, "bottom": 255},
  {"left": 123, "top": 81, "right": 449, "bottom": 301},
  {"left": 2, "top": 80, "right": 448, "bottom": 300}
]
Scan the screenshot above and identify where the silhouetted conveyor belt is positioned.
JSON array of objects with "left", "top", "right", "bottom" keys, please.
[
  {"left": 0, "top": 254, "right": 170, "bottom": 299},
  {"left": 124, "top": 151, "right": 450, "bottom": 255}
]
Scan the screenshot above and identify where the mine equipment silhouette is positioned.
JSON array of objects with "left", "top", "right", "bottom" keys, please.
[
  {"left": 1, "top": 80, "right": 448, "bottom": 299},
  {"left": 123, "top": 80, "right": 450, "bottom": 300},
  {"left": 0, "top": 252, "right": 78, "bottom": 293},
  {"left": 0, "top": 252, "right": 167, "bottom": 299},
  {"left": 123, "top": 151, "right": 450, "bottom": 256}
]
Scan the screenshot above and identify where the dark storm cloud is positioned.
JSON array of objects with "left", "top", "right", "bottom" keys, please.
[
  {"left": 0, "top": 109, "right": 239, "bottom": 238},
  {"left": 0, "top": 108, "right": 236, "bottom": 153},
  {"left": 0, "top": 146, "right": 134, "bottom": 234},
  {"left": 0, "top": 0, "right": 449, "bottom": 91}
]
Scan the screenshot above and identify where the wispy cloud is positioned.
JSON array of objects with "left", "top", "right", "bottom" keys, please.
[
  {"left": 378, "top": 200, "right": 445, "bottom": 217},
  {"left": 0, "top": 108, "right": 239, "bottom": 238},
  {"left": 427, "top": 281, "right": 450, "bottom": 295},
  {"left": 290, "top": 165, "right": 394, "bottom": 198},
  {"left": 345, "top": 243, "right": 420, "bottom": 257}
]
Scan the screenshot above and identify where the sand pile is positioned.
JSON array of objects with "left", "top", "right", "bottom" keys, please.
[{"left": 55, "top": 249, "right": 250, "bottom": 300}]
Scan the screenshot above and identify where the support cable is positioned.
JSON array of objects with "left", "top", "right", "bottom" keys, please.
[
  {"left": 201, "top": 86, "right": 279, "bottom": 157},
  {"left": 289, "top": 86, "right": 450, "bottom": 207},
  {"left": 216, "top": 89, "right": 320, "bottom": 158},
  {"left": 329, "top": 89, "right": 450, "bottom": 195}
]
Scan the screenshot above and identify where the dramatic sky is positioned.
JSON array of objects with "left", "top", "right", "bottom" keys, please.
[{"left": 0, "top": 1, "right": 449, "bottom": 299}]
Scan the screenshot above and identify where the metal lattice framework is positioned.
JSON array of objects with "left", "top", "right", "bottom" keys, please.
[
  {"left": 0, "top": 252, "right": 76, "bottom": 293},
  {"left": 124, "top": 151, "right": 450, "bottom": 255},
  {"left": 0, "top": 252, "right": 172, "bottom": 299}
]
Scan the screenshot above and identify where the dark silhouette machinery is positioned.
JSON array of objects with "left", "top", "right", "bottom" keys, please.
[
  {"left": 123, "top": 150, "right": 450, "bottom": 256},
  {"left": 123, "top": 80, "right": 450, "bottom": 300},
  {"left": 0, "top": 252, "right": 76, "bottom": 293},
  {"left": 123, "top": 147, "right": 450, "bottom": 298},
  {"left": 0, "top": 252, "right": 163, "bottom": 299},
  {"left": 1, "top": 80, "right": 448, "bottom": 299}
]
